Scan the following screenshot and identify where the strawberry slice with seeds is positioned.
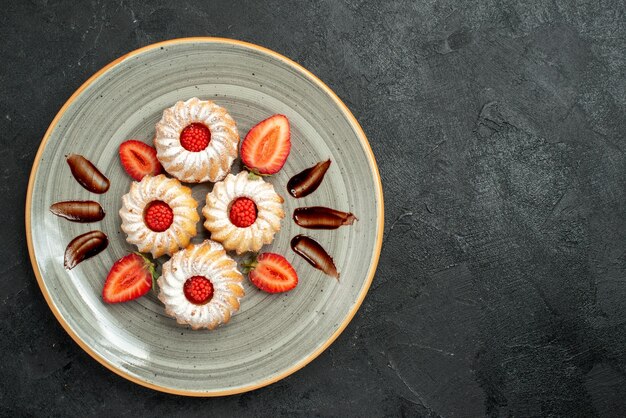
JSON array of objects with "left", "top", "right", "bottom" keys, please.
[
  {"left": 241, "top": 114, "right": 291, "bottom": 175},
  {"left": 242, "top": 252, "right": 298, "bottom": 293},
  {"left": 103, "top": 253, "right": 156, "bottom": 303},
  {"left": 119, "top": 140, "right": 163, "bottom": 181}
]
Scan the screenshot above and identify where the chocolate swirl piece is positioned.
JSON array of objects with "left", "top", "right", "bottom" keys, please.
[
  {"left": 64, "top": 230, "right": 108, "bottom": 270},
  {"left": 50, "top": 201, "right": 105, "bottom": 223},
  {"left": 290, "top": 234, "right": 339, "bottom": 279},
  {"left": 66, "top": 154, "right": 110, "bottom": 194},
  {"left": 287, "top": 160, "right": 331, "bottom": 198}
]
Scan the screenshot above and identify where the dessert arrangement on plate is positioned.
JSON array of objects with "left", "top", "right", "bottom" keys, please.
[{"left": 51, "top": 97, "right": 358, "bottom": 330}]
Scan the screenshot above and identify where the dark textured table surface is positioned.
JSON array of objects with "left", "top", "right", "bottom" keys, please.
[{"left": 2, "top": 1, "right": 626, "bottom": 416}]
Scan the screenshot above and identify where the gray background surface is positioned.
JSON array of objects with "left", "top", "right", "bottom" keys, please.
[{"left": 2, "top": 0, "right": 625, "bottom": 416}]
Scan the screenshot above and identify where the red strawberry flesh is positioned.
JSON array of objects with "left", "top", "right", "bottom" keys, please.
[
  {"left": 247, "top": 252, "right": 298, "bottom": 293},
  {"left": 103, "top": 253, "right": 153, "bottom": 303},
  {"left": 241, "top": 114, "right": 291, "bottom": 174},
  {"left": 119, "top": 140, "right": 163, "bottom": 181}
]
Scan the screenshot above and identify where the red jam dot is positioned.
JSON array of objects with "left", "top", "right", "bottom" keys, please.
[
  {"left": 180, "top": 123, "right": 211, "bottom": 152},
  {"left": 183, "top": 276, "right": 214, "bottom": 305},
  {"left": 144, "top": 200, "right": 174, "bottom": 232},
  {"left": 229, "top": 197, "right": 258, "bottom": 228}
]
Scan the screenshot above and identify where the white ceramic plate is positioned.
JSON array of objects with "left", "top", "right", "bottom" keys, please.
[{"left": 26, "top": 38, "right": 383, "bottom": 396}]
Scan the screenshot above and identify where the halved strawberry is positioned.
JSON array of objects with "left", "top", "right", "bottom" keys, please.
[
  {"left": 243, "top": 253, "right": 298, "bottom": 293},
  {"left": 241, "top": 114, "right": 291, "bottom": 175},
  {"left": 103, "top": 253, "right": 156, "bottom": 303},
  {"left": 119, "top": 140, "right": 163, "bottom": 181}
]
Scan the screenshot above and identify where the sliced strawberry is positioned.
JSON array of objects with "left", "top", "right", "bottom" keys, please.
[
  {"left": 241, "top": 114, "right": 291, "bottom": 175},
  {"left": 103, "top": 253, "right": 156, "bottom": 303},
  {"left": 119, "top": 140, "right": 163, "bottom": 181},
  {"left": 243, "top": 253, "right": 298, "bottom": 293}
]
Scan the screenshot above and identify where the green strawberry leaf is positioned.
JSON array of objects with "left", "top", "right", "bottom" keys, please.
[
  {"left": 134, "top": 251, "right": 159, "bottom": 292},
  {"left": 245, "top": 167, "right": 272, "bottom": 179},
  {"left": 240, "top": 253, "right": 259, "bottom": 274}
]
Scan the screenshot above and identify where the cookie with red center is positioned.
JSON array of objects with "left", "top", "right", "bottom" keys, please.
[
  {"left": 120, "top": 175, "right": 200, "bottom": 258},
  {"left": 180, "top": 123, "right": 211, "bottom": 152},
  {"left": 157, "top": 240, "right": 244, "bottom": 330},
  {"left": 144, "top": 200, "right": 174, "bottom": 232},
  {"left": 229, "top": 197, "right": 257, "bottom": 228},
  {"left": 183, "top": 275, "right": 214, "bottom": 304},
  {"left": 154, "top": 98, "right": 240, "bottom": 183},
  {"left": 203, "top": 171, "right": 285, "bottom": 254}
]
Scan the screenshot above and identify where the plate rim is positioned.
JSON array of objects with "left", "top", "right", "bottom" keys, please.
[{"left": 25, "top": 37, "right": 384, "bottom": 396}]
